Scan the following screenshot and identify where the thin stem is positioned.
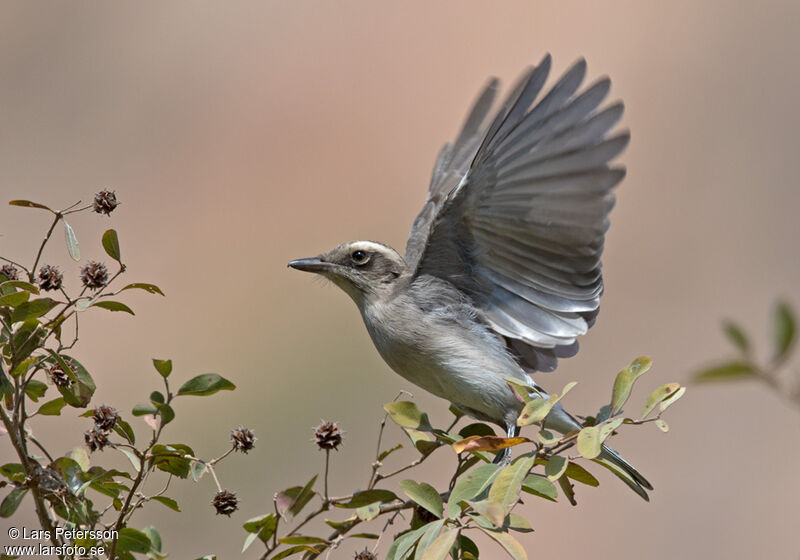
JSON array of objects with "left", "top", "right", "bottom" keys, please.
[
  {"left": 29, "top": 213, "right": 62, "bottom": 282},
  {"left": 323, "top": 449, "right": 330, "bottom": 502},
  {"left": 207, "top": 464, "right": 224, "bottom": 493},
  {"left": 108, "top": 451, "right": 148, "bottom": 560},
  {"left": 0, "top": 403, "right": 63, "bottom": 557},
  {"left": 28, "top": 435, "right": 55, "bottom": 463}
]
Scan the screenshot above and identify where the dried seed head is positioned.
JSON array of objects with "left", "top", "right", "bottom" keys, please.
[
  {"left": 93, "top": 189, "right": 119, "bottom": 216},
  {"left": 354, "top": 549, "right": 377, "bottom": 560},
  {"left": 314, "top": 421, "right": 343, "bottom": 451},
  {"left": 212, "top": 490, "right": 238, "bottom": 516},
  {"left": 0, "top": 264, "right": 19, "bottom": 281},
  {"left": 38, "top": 265, "right": 63, "bottom": 291},
  {"left": 84, "top": 428, "right": 110, "bottom": 452},
  {"left": 92, "top": 405, "right": 119, "bottom": 431},
  {"left": 80, "top": 261, "right": 109, "bottom": 290},
  {"left": 48, "top": 364, "right": 72, "bottom": 388},
  {"left": 231, "top": 426, "right": 257, "bottom": 453}
]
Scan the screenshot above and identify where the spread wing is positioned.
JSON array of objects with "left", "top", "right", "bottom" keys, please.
[{"left": 404, "top": 54, "right": 628, "bottom": 372}]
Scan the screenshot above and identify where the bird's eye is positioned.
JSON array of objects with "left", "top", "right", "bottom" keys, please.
[{"left": 351, "top": 250, "right": 368, "bottom": 264}]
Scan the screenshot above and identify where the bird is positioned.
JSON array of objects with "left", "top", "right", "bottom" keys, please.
[{"left": 289, "top": 54, "right": 653, "bottom": 500}]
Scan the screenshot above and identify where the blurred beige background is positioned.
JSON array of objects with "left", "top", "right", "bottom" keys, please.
[{"left": 2, "top": 1, "right": 799, "bottom": 558}]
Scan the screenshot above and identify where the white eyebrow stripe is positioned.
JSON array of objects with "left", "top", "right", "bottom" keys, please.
[{"left": 351, "top": 241, "right": 392, "bottom": 253}]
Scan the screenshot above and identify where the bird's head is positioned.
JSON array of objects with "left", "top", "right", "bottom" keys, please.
[{"left": 289, "top": 241, "right": 409, "bottom": 305}]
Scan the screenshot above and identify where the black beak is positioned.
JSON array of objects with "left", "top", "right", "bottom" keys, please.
[{"left": 287, "top": 257, "right": 334, "bottom": 273}]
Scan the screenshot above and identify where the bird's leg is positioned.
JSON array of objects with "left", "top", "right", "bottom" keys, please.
[{"left": 493, "top": 423, "right": 521, "bottom": 465}]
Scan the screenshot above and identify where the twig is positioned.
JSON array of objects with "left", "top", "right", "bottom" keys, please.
[{"left": 29, "top": 213, "right": 62, "bottom": 282}]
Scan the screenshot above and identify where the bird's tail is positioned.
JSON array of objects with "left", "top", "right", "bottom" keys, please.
[
  {"left": 545, "top": 403, "right": 653, "bottom": 501},
  {"left": 594, "top": 444, "right": 653, "bottom": 501}
]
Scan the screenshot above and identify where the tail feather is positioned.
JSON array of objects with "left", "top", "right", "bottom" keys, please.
[{"left": 595, "top": 445, "right": 653, "bottom": 501}]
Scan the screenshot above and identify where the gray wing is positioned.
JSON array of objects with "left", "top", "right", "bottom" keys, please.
[{"left": 404, "top": 54, "right": 628, "bottom": 373}]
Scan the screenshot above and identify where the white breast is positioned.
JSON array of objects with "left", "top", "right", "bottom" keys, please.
[{"left": 359, "top": 296, "right": 525, "bottom": 425}]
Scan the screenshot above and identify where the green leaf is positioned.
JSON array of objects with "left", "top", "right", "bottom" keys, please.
[
  {"left": 190, "top": 461, "right": 206, "bottom": 482},
  {"left": 537, "top": 429, "right": 558, "bottom": 445},
  {"left": 460, "top": 535, "right": 480, "bottom": 560},
  {"left": 0, "top": 487, "right": 28, "bottom": 517},
  {"left": 458, "top": 422, "right": 496, "bottom": 439},
  {"left": 400, "top": 480, "right": 443, "bottom": 518},
  {"left": 177, "top": 374, "right": 236, "bottom": 396},
  {"left": 279, "top": 536, "right": 328, "bottom": 546},
  {"left": 598, "top": 418, "right": 624, "bottom": 444},
  {"left": 774, "top": 300, "right": 796, "bottom": 360},
  {"left": 516, "top": 397, "right": 553, "bottom": 427},
  {"left": 132, "top": 403, "right": 158, "bottom": 416},
  {"left": 120, "top": 283, "right": 165, "bottom": 296},
  {"left": 102, "top": 229, "right": 122, "bottom": 262},
  {"left": 119, "top": 448, "right": 141, "bottom": 473},
  {"left": 419, "top": 528, "right": 458, "bottom": 560},
  {"left": 610, "top": 356, "right": 653, "bottom": 415},
  {"left": 276, "top": 475, "right": 318, "bottom": 518},
  {"left": 64, "top": 221, "right": 80, "bottom": 261},
  {"left": 655, "top": 419, "right": 669, "bottom": 432},
  {"left": 150, "top": 444, "right": 194, "bottom": 478},
  {"left": 385, "top": 523, "right": 431, "bottom": 560},
  {"left": 356, "top": 501, "right": 381, "bottom": 521},
  {"left": 641, "top": 383, "right": 681, "bottom": 419},
  {"left": 467, "top": 499, "right": 506, "bottom": 527},
  {"left": 693, "top": 362, "right": 755, "bottom": 383},
  {"left": 487, "top": 455, "right": 534, "bottom": 513},
  {"left": 24, "top": 379, "right": 47, "bottom": 402},
  {"left": 70, "top": 446, "right": 90, "bottom": 471},
  {"left": 11, "top": 298, "right": 59, "bottom": 323},
  {"left": 507, "top": 513, "right": 534, "bottom": 533},
  {"left": 564, "top": 462, "right": 599, "bottom": 487},
  {"left": 9, "top": 200, "right": 53, "bottom": 211},
  {"left": 0, "top": 290, "right": 30, "bottom": 307},
  {"left": 723, "top": 321, "right": 750, "bottom": 354},
  {"left": 151, "top": 496, "right": 180, "bottom": 512},
  {"left": 521, "top": 474, "right": 558, "bottom": 501},
  {"left": 577, "top": 426, "right": 602, "bottom": 459},
  {"left": 48, "top": 352, "right": 96, "bottom": 408},
  {"left": 157, "top": 403, "right": 175, "bottom": 426},
  {"left": 242, "top": 513, "right": 277, "bottom": 551},
  {"left": 52, "top": 457, "right": 83, "bottom": 493},
  {"left": 480, "top": 528, "right": 528, "bottom": 560},
  {"left": 545, "top": 455, "right": 568, "bottom": 481},
  {"left": 447, "top": 463, "right": 501, "bottom": 518},
  {"left": 37, "top": 397, "right": 66, "bottom": 416},
  {"left": 271, "top": 545, "right": 320, "bottom": 559},
  {"left": 112, "top": 417, "right": 135, "bottom": 444},
  {"left": 0, "top": 464, "right": 26, "bottom": 483},
  {"left": 336, "top": 488, "right": 397, "bottom": 509},
  {"left": 0, "top": 280, "right": 39, "bottom": 294},
  {"left": 152, "top": 359, "right": 172, "bottom": 378},
  {"left": 383, "top": 401, "right": 433, "bottom": 431},
  {"left": 415, "top": 519, "right": 445, "bottom": 558},
  {"left": 116, "top": 528, "right": 152, "bottom": 554},
  {"left": 91, "top": 301, "right": 135, "bottom": 315},
  {"left": 402, "top": 428, "right": 438, "bottom": 454},
  {"left": 143, "top": 526, "right": 162, "bottom": 554},
  {"left": 378, "top": 443, "right": 403, "bottom": 462}
]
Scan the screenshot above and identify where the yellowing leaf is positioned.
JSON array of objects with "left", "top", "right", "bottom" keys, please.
[
  {"left": 611, "top": 356, "right": 653, "bottom": 415},
  {"left": 576, "top": 426, "right": 602, "bottom": 459},
  {"left": 516, "top": 397, "right": 553, "bottom": 426},
  {"left": 641, "top": 383, "right": 681, "bottom": 418},
  {"left": 452, "top": 435, "right": 530, "bottom": 454},
  {"left": 544, "top": 455, "right": 568, "bottom": 481}
]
